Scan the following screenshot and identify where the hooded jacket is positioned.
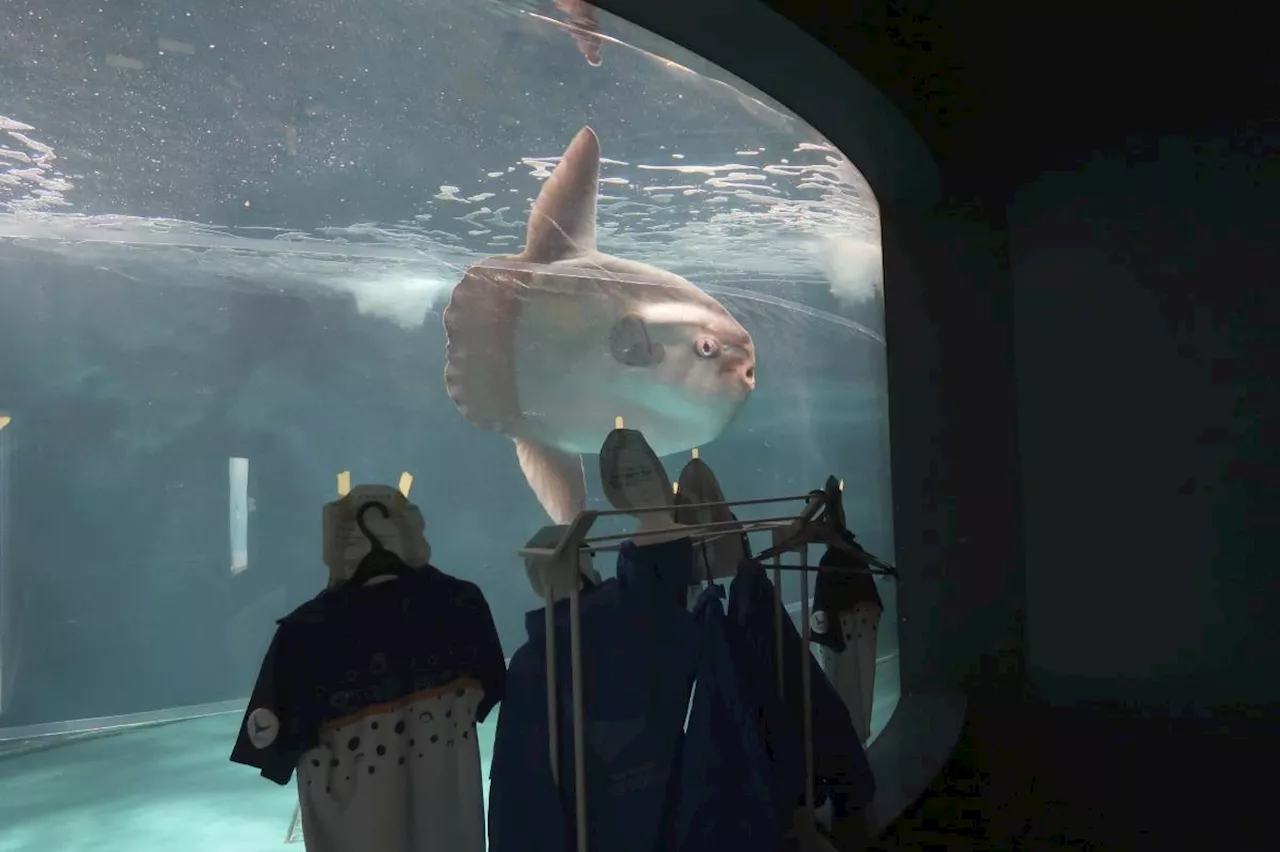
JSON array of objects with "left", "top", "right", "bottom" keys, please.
[
  {"left": 488, "top": 538, "right": 699, "bottom": 852},
  {"left": 673, "top": 584, "right": 782, "bottom": 852},
  {"left": 727, "top": 562, "right": 877, "bottom": 816}
]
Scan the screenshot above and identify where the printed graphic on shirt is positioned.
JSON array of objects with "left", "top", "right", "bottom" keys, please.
[
  {"left": 247, "top": 707, "right": 280, "bottom": 749},
  {"left": 810, "top": 610, "right": 830, "bottom": 636}
]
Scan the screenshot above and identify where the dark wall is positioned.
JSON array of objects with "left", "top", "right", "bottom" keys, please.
[
  {"left": 882, "top": 197, "right": 1024, "bottom": 695},
  {"left": 1009, "top": 133, "right": 1278, "bottom": 714}
]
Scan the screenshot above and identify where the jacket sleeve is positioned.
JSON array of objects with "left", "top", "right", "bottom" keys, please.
[
  {"left": 784, "top": 615, "right": 878, "bottom": 809},
  {"left": 488, "top": 644, "right": 567, "bottom": 852},
  {"left": 228, "top": 625, "right": 308, "bottom": 785},
  {"left": 456, "top": 579, "right": 508, "bottom": 724}
]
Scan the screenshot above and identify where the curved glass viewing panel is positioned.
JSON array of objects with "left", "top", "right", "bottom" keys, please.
[{"left": 0, "top": 0, "right": 898, "bottom": 848}]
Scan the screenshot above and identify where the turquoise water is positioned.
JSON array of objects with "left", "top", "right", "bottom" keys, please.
[{"left": 0, "top": 652, "right": 897, "bottom": 852}]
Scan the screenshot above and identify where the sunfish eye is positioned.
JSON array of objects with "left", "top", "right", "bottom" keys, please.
[{"left": 693, "top": 336, "right": 720, "bottom": 358}]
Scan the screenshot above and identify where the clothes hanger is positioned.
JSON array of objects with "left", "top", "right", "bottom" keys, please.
[
  {"left": 323, "top": 480, "right": 430, "bottom": 590},
  {"left": 752, "top": 478, "right": 897, "bottom": 578},
  {"left": 343, "top": 500, "right": 414, "bottom": 587}
]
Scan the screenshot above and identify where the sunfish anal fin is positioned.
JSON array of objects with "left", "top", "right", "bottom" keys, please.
[
  {"left": 523, "top": 126, "right": 600, "bottom": 263},
  {"left": 514, "top": 438, "right": 587, "bottom": 524},
  {"left": 442, "top": 261, "right": 528, "bottom": 434}
]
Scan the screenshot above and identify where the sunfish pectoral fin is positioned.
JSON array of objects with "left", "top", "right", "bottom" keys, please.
[
  {"left": 523, "top": 127, "right": 600, "bottom": 263},
  {"left": 514, "top": 438, "right": 587, "bottom": 525},
  {"left": 609, "top": 313, "right": 665, "bottom": 367}
]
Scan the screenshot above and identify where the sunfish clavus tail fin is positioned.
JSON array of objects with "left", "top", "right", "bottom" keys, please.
[
  {"left": 443, "top": 263, "right": 586, "bottom": 524},
  {"left": 515, "top": 438, "right": 587, "bottom": 524},
  {"left": 443, "top": 263, "right": 526, "bottom": 434}
]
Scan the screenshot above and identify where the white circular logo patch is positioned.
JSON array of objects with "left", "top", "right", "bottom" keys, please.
[
  {"left": 811, "top": 610, "right": 830, "bottom": 635},
  {"left": 246, "top": 707, "right": 280, "bottom": 750}
]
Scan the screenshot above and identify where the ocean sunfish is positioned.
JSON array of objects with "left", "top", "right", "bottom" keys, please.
[{"left": 442, "top": 126, "right": 757, "bottom": 524}]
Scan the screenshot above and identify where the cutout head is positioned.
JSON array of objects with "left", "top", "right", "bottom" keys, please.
[
  {"left": 523, "top": 524, "right": 600, "bottom": 600},
  {"left": 322, "top": 484, "right": 431, "bottom": 587},
  {"left": 674, "top": 457, "right": 747, "bottom": 581},
  {"left": 599, "top": 428, "right": 673, "bottom": 514}
]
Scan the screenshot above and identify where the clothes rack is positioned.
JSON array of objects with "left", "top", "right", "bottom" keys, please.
[{"left": 519, "top": 481, "right": 897, "bottom": 852}]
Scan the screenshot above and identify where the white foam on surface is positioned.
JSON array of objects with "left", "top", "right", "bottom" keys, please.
[{"left": 1, "top": 115, "right": 883, "bottom": 318}]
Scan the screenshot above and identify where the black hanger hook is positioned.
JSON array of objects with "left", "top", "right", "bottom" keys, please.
[
  {"left": 356, "top": 501, "right": 391, "bottom": 551},
  {"left": 824, "top": 475, "right": 848, "bottom": 534}
]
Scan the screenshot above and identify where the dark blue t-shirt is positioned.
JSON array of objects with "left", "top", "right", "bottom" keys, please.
[{"left": 230, "top": 566, "right": 507, "bottom": 784}]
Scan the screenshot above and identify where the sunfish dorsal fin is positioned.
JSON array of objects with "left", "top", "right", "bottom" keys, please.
[{"left": 523, "top": 126, "right": 600, "bottom": 262}]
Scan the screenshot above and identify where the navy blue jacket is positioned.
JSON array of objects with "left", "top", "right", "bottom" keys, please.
[
  {"left": 488, "top": 538, "right": 700, "bottom": 852},
  {"left": 674, "top": 583, "right": 783, "bottom": 852},
  {"left": 728, "top": 562, "right": 877, "bottom": 816}
]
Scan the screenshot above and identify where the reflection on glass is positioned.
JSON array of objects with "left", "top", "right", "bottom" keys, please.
[
  {"left": 0, "top": 0, "right": 901, "bottom": 849},
  {"left": 229, "top": 457, "right": 250, "bottom": 575}
]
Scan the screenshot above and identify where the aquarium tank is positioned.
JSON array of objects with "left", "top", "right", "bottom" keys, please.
[{"left": 0, "top": 0, "right": 898, "bottom": 849}]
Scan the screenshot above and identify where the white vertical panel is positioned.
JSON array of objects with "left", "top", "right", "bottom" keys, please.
[
  {"left": 0, "top": 414, "right": 12, "bottom": 713},
  {"left": 229, "top": 457, "right": 250, "bottom": 575}
]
